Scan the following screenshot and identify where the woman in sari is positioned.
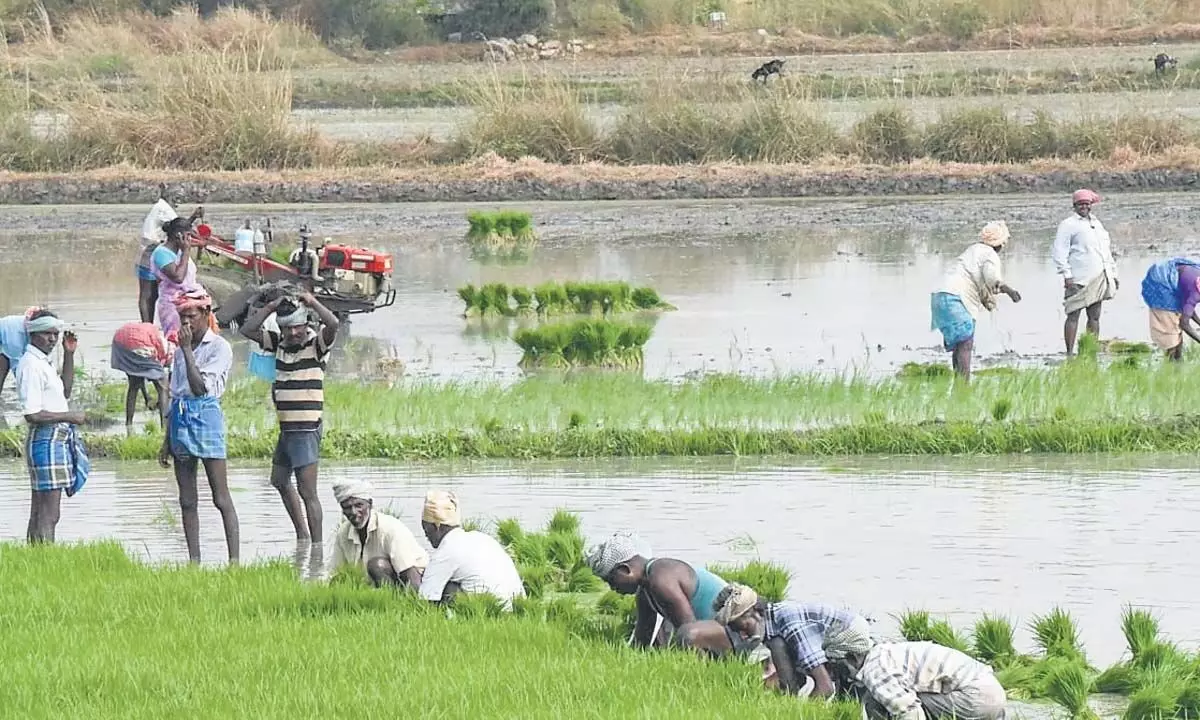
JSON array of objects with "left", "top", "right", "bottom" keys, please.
[{"left": 151, "top": 217, "right": 200, "bottom": 342}]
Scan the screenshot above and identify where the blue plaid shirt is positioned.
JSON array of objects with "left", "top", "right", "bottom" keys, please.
[{"left": 765, "top": 601, "right": 860, "bottom": 671}]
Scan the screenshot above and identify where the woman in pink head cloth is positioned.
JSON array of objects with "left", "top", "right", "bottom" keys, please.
[
  {"left": 1052, "top": 188, "right": 1118, "bottom": 355},
  {"left": 150, "top": 217, "right": 201, "bottom": 343}
]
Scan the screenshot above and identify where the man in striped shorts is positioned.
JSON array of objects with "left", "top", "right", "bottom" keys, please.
[
  {"left": 715, "top": 583, "right": 874, "bottom": 699},
  {"left": 842, "top": 639, "right": 1007, "bottom": 720},
  {"left": 241, "top": 289, "right": 340, "bottom": 543}
]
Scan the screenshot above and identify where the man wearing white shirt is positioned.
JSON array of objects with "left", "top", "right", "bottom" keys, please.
[
  {"left": 416, "top": 490, "right": 525, "bottom": 610},
  {"left": 1052, "top": 188, "right": 1118, "bottom": 355}
]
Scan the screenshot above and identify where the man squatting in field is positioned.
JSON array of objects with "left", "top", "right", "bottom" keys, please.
[
  {"left": 241, "top": 290, "right": 339, "bottom": 543},
  {"left": 587, "top": 531, "right": 746, "bottom": 655},
  {"left": 327, "top": 480, "right": 429, "bottom": 587}
]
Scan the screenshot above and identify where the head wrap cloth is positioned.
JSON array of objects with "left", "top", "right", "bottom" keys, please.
[
  {"left": 979, "top": 221, "right": 1010, "bottom": 249},
  {"left": 423, "top": 490, "right": 461, "bottom": 526},
  {"left": 276, "top": 306, "right": 309, "bottom": 328},
  {"left": 585, "top": 531, "right": 651, "bottom": 579},
  {"left": 25, "top": 314, "right": 64, "bottom": 334},
  {"left": 333, "top": 481, "right": 374, "bottom": 505},
  {"left": 172, "top": 288, "right": 220, "bottom": 333}
]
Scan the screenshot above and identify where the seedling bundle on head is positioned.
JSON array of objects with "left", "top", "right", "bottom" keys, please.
[{"left": 513, "top": 318, "right": 652, "bottom": 369}]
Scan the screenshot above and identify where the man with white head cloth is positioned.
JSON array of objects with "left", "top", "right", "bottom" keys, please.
[
  {"left": 241, "top": 289, "right": 341, "bottom": 544},
  {"left": 16, "top": 309, "right": 89, "bottom": 544},
  {"left": 714, "top": 583, "right": 874, "bottom": 700},
  {"left": 417, "top": 490, "right": 525, "bottom": 609},
  {"left": 929, "top": 221, "right": 1022, "bottom": 382},
  {"left": 586, "top": 531, "right": 739, "bottom": 656},
  {"left": 328, "top": 480, "right": 429, "bottom": 588}
]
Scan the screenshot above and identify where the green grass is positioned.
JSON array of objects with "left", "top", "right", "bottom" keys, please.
[
  {"left": 0, "top": 542, "right": 858, "bottom": 720},
  {"left": 41, "top": 360, "right": 1200, "bottom": 460}
]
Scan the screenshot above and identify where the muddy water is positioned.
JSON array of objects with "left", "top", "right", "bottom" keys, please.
[
  {"left": 294, "top": 88, "right": 1200, "bottom": 142},
  {"left": 0, "top": 193, "right": 1197, "bottom": 393},
  {"left": 0, "top": 453, "right": 1196, "bottom": 668}
]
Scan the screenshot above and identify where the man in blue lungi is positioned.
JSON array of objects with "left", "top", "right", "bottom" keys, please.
[{"left": 16, "top": 309, "right": 90, "bottom": 543}]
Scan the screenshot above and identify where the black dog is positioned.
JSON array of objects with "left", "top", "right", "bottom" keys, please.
[
  {"left": 1153, "top": 52, "right": 1178, "bottom": 74},
  {"left": 751, "top": 58, "right": 785, "bottom": 83}
]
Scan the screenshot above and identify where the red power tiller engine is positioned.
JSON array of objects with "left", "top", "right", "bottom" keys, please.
[{"left": 287, "top": 226, "right": 394, "bottom": 300}]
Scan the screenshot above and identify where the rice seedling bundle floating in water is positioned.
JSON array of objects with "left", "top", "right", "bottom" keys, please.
[
  {"left": 513, "top": 318, "right": 652, "bottom": 369},
  {"left": 465, "top": 210, "right": 539, "bottom": 262},
  {"left": 458, "top": 282, "right": 517, "bottom": 318},
  {"left": 535, "top": 281, "right": 675, "bottom": 316}
]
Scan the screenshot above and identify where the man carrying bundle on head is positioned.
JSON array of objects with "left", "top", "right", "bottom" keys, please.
[
  {"left": 328, "top": 480, "right": 429, "bottom": 588},
  {"left": 17, "top": 309, "right": 89, "bottom": 544},
  {"left": 417, "top": 490, "right": 525, "bottom": 609},
  {"left": 241, "top": 289, "right": 340, "bottom": 544},
  {"left": 586, "top": 531, "right": 739, "bottom": 656},
  {"left": 714, "top": 583, "right": 874, "bottom": 699}
]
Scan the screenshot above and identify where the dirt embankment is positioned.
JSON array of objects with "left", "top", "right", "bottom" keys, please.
[{"left": 2, "top": 159, "right": 1198, "bottom": 205}]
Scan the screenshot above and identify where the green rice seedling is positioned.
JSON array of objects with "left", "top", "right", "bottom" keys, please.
[
  {"left": 1123, "top": 606, "right": 1162, "bottom": 662},
  {"left": 1077, "top": 332, "right": 1102, "bottom": 360},
  {"left": 508, "top": 533, "right": 550, "bottom": 566},
  {"left": 510, "top": 286, "right": 535, "bottom": 316},
  {"left": 1109, "top": 340, "right": 1153, "bottom": 355},
  {"left": 1094, "top": 663, "right": 1138, "bottom": 695},
  {"left": 996, "top": 661, "right": 1040, "bottom": 699},
  {"left": 1032, "top": 608, "right": 1086, "bottom": 663},
  {"left": 898, "top": 610, "right": 933, "bottom": 641},
  {"left": 706, "top": 561, "right": 791, "bottom": 602},
  {"left": 1124, "top": 670, "right": 1187, "bottom": 720},
  {"left": 596, "top": 590, "right": 636, "bottom": 618},
  {"left": 631, "top": 286, "right": 676, "bottom": 311},
  {"left": 991, "top": 397, "right": 1013, "bottom": 422},
  {"left": 1174, "top": 678, "right": 1200, "bottom": 718},
  {"left": 972, "top": 614, "right": 1018, "bottom": 667},
  {"left": 496, "top": 517, "right": 524, "bottom": 546},
  {"left": 546, "top": 509, "right": 581, "bottom": 536},
  {"left": 533, "top": 281, "right": 572, "bottom": 315},
  {"left": 1135, "top": 642, "right": 1190, "bottom": 672},
  {"left": 565, "top": 564, "right": 606, "bottom": 593},
  {"left": 514, "top": 318, "right": 651, "bottom": 370},
  {"left": 1044, "top": 661, "right": 1099, "bottom": 720},
  {"left": 545, "top": 531, "right": 585, "bottom": 572},
  {"left": 898, "top": 362, "right": 954, "bottom": 380},
  {"left": 449, "top": 592, "right": 506, "bottom": 619},
  {"left": 511, "top": 594, "right": 545, "bottom": 619},
  {"left": 929, "top": 618, "right": 972, "bottom": 653},
  {"left": 518, "top": 563, "right": 556, "bottom": 599}
]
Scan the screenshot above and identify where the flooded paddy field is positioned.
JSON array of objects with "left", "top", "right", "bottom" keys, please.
[
  {"left": 0, "top": 192, "right": 1198, "bottom": 390},
  {"left": 1, "top": 452, "right": 1196, "bottom": 670}
]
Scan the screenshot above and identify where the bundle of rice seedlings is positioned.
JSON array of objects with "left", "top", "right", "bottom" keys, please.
[
  {"left": 1044, "top": 661, "right": 1099, "bottom": 720},
  {"left": 929, "top": 619, "right": 972, "bottom": 653},
  {"left": 517, "top": 563, "right": 556, "bottom": 599},
  {"left": 1123, "top": 606, "right": 1162, "bottom": 662},
  {"left": 706, "top": 561, "right": 791, "bottom": 602},
  {"left": 510, "top": 286, "right": 535, "bottom": 316},
  {"left": 508, "top": 533, "right": 550, "bottom": 566},
  {"left": 897, "top": 362, "right": 954, "bottom": 380},
  {"left": 996, "top": 662, "right": 1040, "bottom": 699},
  {"left": 1032, "top": 607, "right": 1087, "bottom": 663},
  {"left": 596, "top": 590, "right": 636, "bottom": 618},
  {"left": 457, "top": 284, "right": 481, "bottom": 317},
  {"left": 545, "top": 531, "right": 584, "bottom": 572},
  {"left": 972, "top": 615, "right": 1018, "bottom": 667},
  {"left": 631, "top": 286, "right": 677, "bottom": 311},
  {"left": 1094, "top": 663, "right": 1138, "bottom": 694},
  {"left": 1174, "top": 678, "right": 1200, "bottom": 718},
  {"left": 465, "top": 210, "right": 539, "bottom": 257},
  {"left": 448, "top": 592, "right": 506, "bottom": 619},
  {"left": 898, "top": 610, "right": 933, "bottom": 642},
  {"left": 565, "top": 564, "right": 605, "bottom": 593},
  {"left": 533, "top": 282, "right": 572, "bottom": 316},
  {"left": 1124, "top": 669, "right": 1186, "bottom": 720},
  {"left": 496, "top": 517, "right": 524, "bottom": 546},
  {"left": 514, "top": 318, "right": 651, "bottom": 370},
  {"left": 512, "top": 595, "right": 545, "bottom": 619},
  {"left": 546, "top": 509, "right": 581, "bottom": 535}
]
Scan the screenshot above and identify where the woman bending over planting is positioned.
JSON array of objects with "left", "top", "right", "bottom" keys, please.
[
  {"left": 1141, "top": 257, "right": 1200, "bottom": 361},
  {"left": 714, "top": 583, "right": 874, "bottom": 700},
  {"left": 327, "top": 480, "right": 429, "bottom": 588},
  {"left": 586, "top": 531, "right": 746, "bottom": 657},
  {"left": 158, "top": 289, "right": 240, "bottom": 565},
  {"left": 929, "top": 221, "right": 1021, "bottom": 382}
]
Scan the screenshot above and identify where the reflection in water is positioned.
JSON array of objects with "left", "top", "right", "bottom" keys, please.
[
  {"left": 2, "top": 454, "right": 1197, "bottom": 666},
  {"left": 2, "top": 195, "right": 1200, "bottom": 386}
]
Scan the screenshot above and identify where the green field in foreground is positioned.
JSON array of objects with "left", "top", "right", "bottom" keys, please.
[
  {"left": 5, "top": 357, "right": 1197, "bottom": 459},
  {"left": 0, "top": 543, "right": 845, "bottom": 720}
]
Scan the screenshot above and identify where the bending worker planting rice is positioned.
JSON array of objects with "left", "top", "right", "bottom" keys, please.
[
  {"left": 0, "top": 306, "right": 36, "bottom": 396},
  {"left": 930, "top": 221, "right": 1022, "bottom": 381},
  {"left": 241, "top": 289, "right": 340, "bottom": 543},
  {"left": 1053, "top": 189, "right": 1119, "bottom": 356},
  {"left": 1140, "top": 257, "right": 1200, "bottom": 361},
  {"left": 587, "top": 531, "right": 740, "bottom": 656},
  {"left": 714, "top": 583, "right": 874, "bottom": 699},
  {"left": 840, "top": 639, "right": 1008, "bottom": 720},
  {"left": 328, "top": 480, "right": 429, "bottom": 588}
]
